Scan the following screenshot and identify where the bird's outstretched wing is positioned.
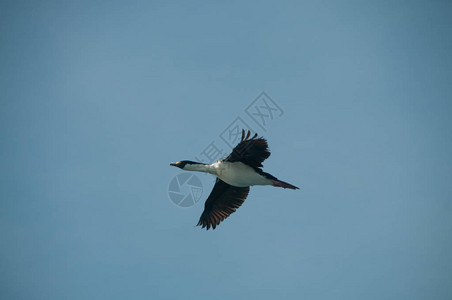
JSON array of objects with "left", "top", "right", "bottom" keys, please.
[
  {"left": 225, "top": 129, "right": 270, "bottom": 168},
  {"left": 197, "top": 178, "right": 250, "bottom": 230}
]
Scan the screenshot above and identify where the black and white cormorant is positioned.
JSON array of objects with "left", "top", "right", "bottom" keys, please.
[{"left": 170, "top": 130, "right": 299, "bottom": 230}]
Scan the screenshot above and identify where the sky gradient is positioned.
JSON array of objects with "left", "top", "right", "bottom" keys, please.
[{"left": 1, "top": 1, "right": 452, "bottom": 299}]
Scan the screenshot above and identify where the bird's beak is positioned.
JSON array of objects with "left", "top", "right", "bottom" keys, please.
[{"left": 170, "top": 162, "right": 177, "bottom": 167}]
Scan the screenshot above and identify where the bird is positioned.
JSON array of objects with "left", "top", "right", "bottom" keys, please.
[{"left": 170, "top": 129, "right": 299, "bottom": 230}]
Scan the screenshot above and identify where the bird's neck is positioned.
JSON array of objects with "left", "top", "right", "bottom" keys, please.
[{"left": 185, "top": 163, "right": 215, "bottom": 174}]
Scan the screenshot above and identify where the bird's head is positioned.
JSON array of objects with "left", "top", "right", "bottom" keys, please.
[{"left": 169, "top": 160, "right": 202, "bottom": 170}]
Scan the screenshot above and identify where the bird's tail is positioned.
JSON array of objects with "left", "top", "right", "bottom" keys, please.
[{"left": 271, "top": 179, "right": 299, "bottom": 190}]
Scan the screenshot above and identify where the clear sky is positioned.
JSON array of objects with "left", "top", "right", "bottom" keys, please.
[{"left": 1, "top": 1, "right": 452, "bottom": 299}]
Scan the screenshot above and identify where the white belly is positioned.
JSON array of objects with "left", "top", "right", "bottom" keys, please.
[{"left": 214, "top": 162, "right": 272, "bottom": 187}]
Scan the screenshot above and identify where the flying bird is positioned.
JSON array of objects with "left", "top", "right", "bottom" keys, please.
[{"left": 170, "top": 130, "right": 299, "bottom": 230}]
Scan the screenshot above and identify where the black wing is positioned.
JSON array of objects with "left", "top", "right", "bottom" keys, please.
[
  {"left": 197, "top": 178, "right": 250, "bottom": 230},
  {"left": 225, "top": 130, "right": 270, "bottom": 168}
]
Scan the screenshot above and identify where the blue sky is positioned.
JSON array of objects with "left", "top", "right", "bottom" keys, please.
[{"left": 1, "top": 1, "right": 452, "bottom": 299}]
